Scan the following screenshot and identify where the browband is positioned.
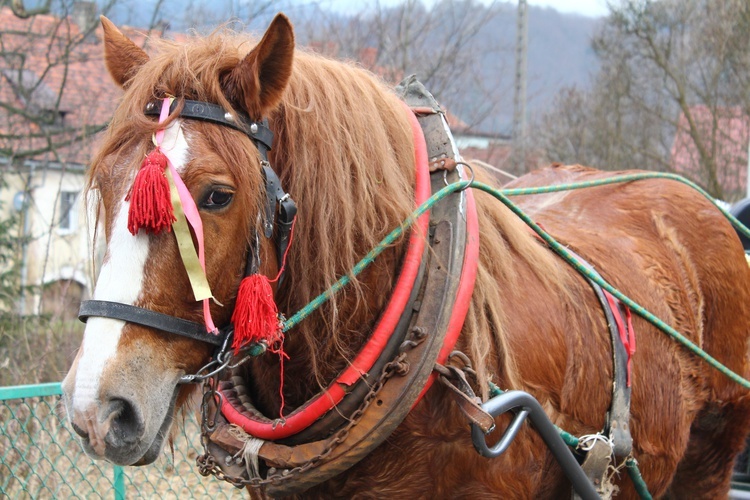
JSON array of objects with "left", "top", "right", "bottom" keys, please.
[
  {"left": 144, "top": 99, "right": 274, "bottom": 152},
  {"left": 79, "top": 98, "right": 297, "bottom": 351}
]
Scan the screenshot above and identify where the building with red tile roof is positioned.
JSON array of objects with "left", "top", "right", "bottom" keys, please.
[
  {"left": 670, "top": 105, "right": 749, "bottom": 202},
  {"left": 0, "top": 5, "right": 129, "bottom": 315}
]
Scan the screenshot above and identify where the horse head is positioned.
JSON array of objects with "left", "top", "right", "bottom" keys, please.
[{"left": 61, "top": 14, "right": 296, "bottom": 466}]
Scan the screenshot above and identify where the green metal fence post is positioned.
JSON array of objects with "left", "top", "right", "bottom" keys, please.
[{"left": 114, "top": 465, "right": 126, "bottom": 500}]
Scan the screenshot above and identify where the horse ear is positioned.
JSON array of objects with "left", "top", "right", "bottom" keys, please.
[
  {"left": 224, "top": 13, "right": 295, "bottom": 118},
  {"left": 100, "top": 16, "right": 149, "bottom": 89}
]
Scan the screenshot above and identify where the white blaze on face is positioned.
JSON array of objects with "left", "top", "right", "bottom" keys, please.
[{"left": 72, "top": 120, "right": 189, "bottom": 412}]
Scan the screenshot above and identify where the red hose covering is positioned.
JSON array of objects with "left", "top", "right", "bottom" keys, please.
[{"left": 219, "top": 102, "right": 431, "bottom": 439}]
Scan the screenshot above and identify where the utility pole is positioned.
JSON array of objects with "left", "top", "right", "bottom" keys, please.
[{"left": 513, "top": 0, "right": 528, "bottom": 173}]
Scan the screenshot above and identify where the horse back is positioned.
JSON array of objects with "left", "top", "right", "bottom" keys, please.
[
  {"left": 507, "top": 163, "right": 750, "bottom": 391},
  {"left": 500, "top": 163, "right": 750, "bottom": 496}
]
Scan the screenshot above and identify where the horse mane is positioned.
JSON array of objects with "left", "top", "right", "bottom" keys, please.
[{"left": 87, "top": 27, "right": 576, "bottom": 401}]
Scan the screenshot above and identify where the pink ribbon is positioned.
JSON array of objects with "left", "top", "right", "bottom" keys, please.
[{"left": 154, "top": 98, "right": 217, "bottom": 333}]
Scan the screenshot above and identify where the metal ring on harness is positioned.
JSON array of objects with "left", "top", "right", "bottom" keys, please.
[{"left": 443, "top": 161, "right": 475, "bottom": 190}]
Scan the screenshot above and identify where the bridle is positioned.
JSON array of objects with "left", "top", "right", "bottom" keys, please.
[{"left": 78, "top": 98, "right": 297, "bottom": 378}]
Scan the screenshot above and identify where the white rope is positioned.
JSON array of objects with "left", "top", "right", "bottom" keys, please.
[
  {"left": 228, "top": 424, "right": 265, "bottom": 479},
  {"left": 577, "top": 433, "right": 613, "bottom": 452},
  {"left": 240, "top": 437, "right": 265, "bottom": 479},
  {"left": 468, "top": 159, "right": 518, "bottom": 180}
]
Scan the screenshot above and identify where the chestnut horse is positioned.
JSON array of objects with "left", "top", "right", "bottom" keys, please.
[{"left": 61, "top": 13, "right": 750, "bottom": 498}]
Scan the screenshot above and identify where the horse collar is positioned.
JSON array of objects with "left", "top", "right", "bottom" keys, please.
[{"left": 199, "top": 78, "right": 481, "bottom": 496}]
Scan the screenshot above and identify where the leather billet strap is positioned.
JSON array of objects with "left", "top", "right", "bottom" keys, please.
[
  {"left": 566, "top": 249, "right": 633, "bottom": 459},
  {"left": 262, "top": 164, "right": 297, "bottom": 242},
  {"left": 78, "top": 300, "right": 227, "bottom": 346},
  {"left": 144, "top": 99, "right": 273, "bottom": 152}
]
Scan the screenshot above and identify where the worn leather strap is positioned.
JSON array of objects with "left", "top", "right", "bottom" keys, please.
[
  {"left": 567, "top": 250, "right": 633, "bottom": 459},
  {"left": 78, "top": 300, "right": 226, "bottom": 346},
  {"left": 145, "top": 99, "right": 274, "bottom": 151},
  {"left": 436, "top": 363, "right": 496, "bottom": 433}
]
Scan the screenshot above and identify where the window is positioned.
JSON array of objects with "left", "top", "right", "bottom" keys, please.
[{"left": 59, "top": 191, "right": 79, "bottom": 232}]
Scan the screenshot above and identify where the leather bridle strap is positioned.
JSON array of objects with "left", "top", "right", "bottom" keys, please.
[
  {"left": 145, "top": 99, "right": 274, "bottom": 151},
  {"left": 78, "top": 300, "right": 226, "bottom": 346},
  {"left": 262, "top": 165, "right": 297, "bottom": 270},
  {"left": 146, "top": 98, "right": 297, "bottom": 279}
]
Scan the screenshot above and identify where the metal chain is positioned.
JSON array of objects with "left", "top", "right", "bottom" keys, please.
[{"left": 196, "top": 352, "right": 409, "bottom": 488}]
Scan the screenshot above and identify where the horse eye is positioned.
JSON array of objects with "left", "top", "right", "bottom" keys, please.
[{"left": 202, "top": 189, "right": 233, "bottom": 209}]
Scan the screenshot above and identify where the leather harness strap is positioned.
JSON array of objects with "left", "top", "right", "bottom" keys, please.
[
  {"left": 525, "top": 229, "right": 634, "bottom": 461},
  {"left": 145, "top": 99, "right": 274, "bottom": 151},
  {"left": 78, "top": 300, "right": 226, "bottom": 346},
  {"left": 568, "top": 250, "right": 633, "bottom": 459}
]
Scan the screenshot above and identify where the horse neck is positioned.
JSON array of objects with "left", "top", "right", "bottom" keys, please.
[
  {"left": 247, "top": 59, "right": 416, "bottom": 413},
  {"left": 247, "top": 221, "right": 407, "bottom": 415}
]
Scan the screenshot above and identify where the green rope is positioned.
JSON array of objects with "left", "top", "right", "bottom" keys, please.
[
  {"left": 626, "top": 458, "right": 653, "bottom": 499},
  {"left": 501, "top": 171, "right": 750, "bottom": 242},
  {"left": 276, "top": 172, "right": 750, "bottom": 390},
  {"left": 268, "top": 171, "right": 750, "bottom": 500},
  {"left": 280, "top": 181, "right": 468, "bottom": 332},
  {"left": 245, "top": 171, "right": 749, "bottom": 495},
  {"left": 280, "top": 171, "right": 750, "bottom": 393},
  {"left": 470, "top": 178, "right": 750, "bottom": 390}
]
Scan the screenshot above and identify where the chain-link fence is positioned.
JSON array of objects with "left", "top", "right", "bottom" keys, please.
[{"left": 0, "top": 383, "right": 243, "bottom": 499}]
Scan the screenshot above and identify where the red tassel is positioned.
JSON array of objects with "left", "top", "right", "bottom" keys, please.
[
  {"left": 232, "top": 273, "right": 288, "bottom": 416},
  {"left": 127, "top": 149, "right": 175, "bottom": 235},
  {"left": 231, "top": 274, "right": 283, "bottom": 353}
]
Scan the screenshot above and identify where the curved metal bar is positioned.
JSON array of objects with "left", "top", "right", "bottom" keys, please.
[
  {"left": 470, "top": 390, "right": 599, "bottom": 500},
  {"left": 472, "top": 408, "right": 529, "bottom": 457}
]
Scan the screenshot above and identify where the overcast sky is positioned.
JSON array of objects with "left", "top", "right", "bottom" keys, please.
[
  {"left": 527, "top": 0, "right": 608, "bottom": 17},
  {"left": 314, "top": 0, "right": 610, "bottom": 18}
]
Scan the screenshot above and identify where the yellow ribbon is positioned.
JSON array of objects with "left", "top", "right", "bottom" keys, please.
[{"left": 165, "top": 167, "right": 214, "bottom": 301}]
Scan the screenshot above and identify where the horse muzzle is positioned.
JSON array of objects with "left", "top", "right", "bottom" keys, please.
[
  {"left": 63, "top": 386, "right": 178, "bottom": 465},
  {"left": 61, "top": 342, "right": 182, "bottom": 466}
]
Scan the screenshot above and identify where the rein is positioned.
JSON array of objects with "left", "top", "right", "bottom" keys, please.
[{"left": 326, "top": 173, "right": 750, "bottom": 391}]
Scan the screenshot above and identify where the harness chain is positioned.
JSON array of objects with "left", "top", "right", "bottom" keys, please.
[{"left": 197, "top": 352, "right": 409, "bottom": 487}]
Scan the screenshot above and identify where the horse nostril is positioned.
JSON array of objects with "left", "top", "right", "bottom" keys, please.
[
  {"left": 106, "top": 398, "right": 144, "bottom": 445},
  {"left": 71, "top": 421, "right": 88, "bottom": 439}
]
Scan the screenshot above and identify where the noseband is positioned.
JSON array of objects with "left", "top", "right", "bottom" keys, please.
[{"left": 78, "top": 99, "right": 297, "bottom": 360}]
